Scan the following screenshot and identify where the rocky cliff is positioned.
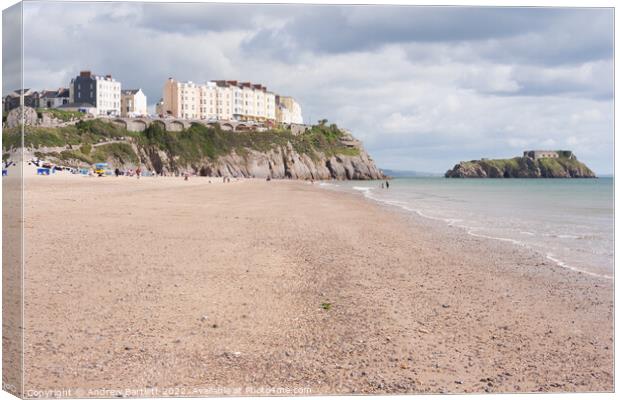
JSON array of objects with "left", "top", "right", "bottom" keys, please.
[
  {"left": 5, "top": 117, "right": 385, "bottom": 180},
  {"left": 134, "top": 138, "right": 384, "bottom": 180},
  {"left": 445, "top": 154, "right": 596, "bottom": 178}
]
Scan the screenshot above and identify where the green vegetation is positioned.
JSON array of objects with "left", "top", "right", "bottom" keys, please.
[
  {"left": 80, "top": 143, "right": 91, "bottom": 155},
  {"left": 39, "top": 143, "right": 139, "bottom": 166},
  {"left": 295, "top": 123, "right": 359, "bottom": 158},
  {"left": 37, "top": 108, "right": 84, "bottom": 122},
  {"left": 146, "top": 123, "right": 297, "bottom": 163},
  {"left": 137, "top": 120, "right": 358, "bottom": 164},
  {"left": 321, "top": 302, "right": 332, "bottom": 311},
  {"left": 478, "top": 157, "right": 523, "bottom": 178},
  {"left": 537, "top": 158, "right": 566, "bottom": 176},
  {"left": 3, "top": 119, "right": 134, "bottom": 151},
  {"left": 447, "top": 154, "right": 595, "bottom": 178},
  {"left": 5, "top": 119, "right": 360, "bottom": 167},
  {"left": 58, "top": 150, "right": 92, "bottom": 164},
  {"left": 3, "top": 126, "right": 77, "bottom": 149},
  {"left": 92, "top": 143, "right": 139, "bottom": 164},
  {"left": 538, "top": 156, "right": 593, "bottom": 177}
]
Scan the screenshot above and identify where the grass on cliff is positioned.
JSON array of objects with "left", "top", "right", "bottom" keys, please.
[
  {"left": 40, "top": 142, "right": 139, "bottom": 166},
  {"left": 538, "top": 157, "right": 593, "bottom": 177},
  {"left": 456, "top": 154, "right": 594, "bottom": 178},
  {"left": 137, "top": 120, "right": 359, "bottom": 164},
  {"left": 36, "top": 109, "right": 84, "bottom": 122},
  {"left": 297, "top": 123, "right": 360, "bottom": 158},
  {"left": 3, "top": 119, "right": 133, "bottom": 150},
  {"left": 5, "top": 119, "right": 360, "bottom": 166},
  {"left": 537, "top": 158, "right": 566, "bottom": 176},
  {"left": 497, "top": 155, "right": 592, "bottom": 177}
]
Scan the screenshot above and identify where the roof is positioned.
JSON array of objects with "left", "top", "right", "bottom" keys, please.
[
  {"left": 40, "top": 90, "right": 57, "bottom": 99},
  {"left": 210, "top": 80, "right": 268, "bottom": 91},
  {"left": 526, "top": 150, "right": 560, "bottom": 153},
  {"left": 121, "top": 89, "right": 141, "bottom": 95},
  {"left": 75, "top": 72, "right": 116, "bottom": 82},
  {"left": 6, "top": 88, "right": 35, "bottom": 98},
  {"left": 58, "top": 102, "right": 95, "bottom": 109},
  {"left": 40, "top": 88, "right": 70, "bottom": 99}
]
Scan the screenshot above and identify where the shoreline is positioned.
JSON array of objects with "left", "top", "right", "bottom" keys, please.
[
  {"left": 17, "top": 175, "right": 614, "bottom": 394},
  {"left": 320, "top": 179, "right": 614, "bottom": 282}
]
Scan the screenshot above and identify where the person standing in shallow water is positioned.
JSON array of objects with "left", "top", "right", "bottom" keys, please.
[{"left": 386, "top": 180, "right": 390, "bottom": 189}]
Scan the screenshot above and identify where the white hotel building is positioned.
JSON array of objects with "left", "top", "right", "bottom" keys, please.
[
  {"left": 162, "top": 78, "right": 281, "bottom": 123},
  {"left": 69, "top": 71, "right": 121, "bottom": 116}
]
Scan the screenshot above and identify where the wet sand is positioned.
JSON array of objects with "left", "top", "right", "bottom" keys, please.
[{"left": 20, "top": 174, "right": 613, "bottom": 396}]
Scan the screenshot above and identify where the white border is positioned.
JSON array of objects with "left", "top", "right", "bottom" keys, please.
[{"left": 0, "top": 1, "right": 615, "bottom": 400}]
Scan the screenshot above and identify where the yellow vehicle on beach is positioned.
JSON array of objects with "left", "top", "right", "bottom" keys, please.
[{"left": 94, "top": 163, "right": 108, "bottom": 177}]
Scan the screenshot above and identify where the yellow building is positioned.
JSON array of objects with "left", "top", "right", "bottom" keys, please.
[{"left": 162, "top": 78, "right": 203, "bottom": 119}]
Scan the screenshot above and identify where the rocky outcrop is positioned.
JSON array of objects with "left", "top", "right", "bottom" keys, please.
[
  {"left": 135, "top": 139, "right": 384, "bottom": 180},
  {"left": 27, "top": 128, "right": 384, "bottom": 181},
  {"left": 5, "top": 106, "right": 82, "bottom": 129},
  {"left": 5, "top": 106, "right": 38, "bottom": 128},
  {"left": 445, "top": 154, "right": 596, "bottom": 178}
]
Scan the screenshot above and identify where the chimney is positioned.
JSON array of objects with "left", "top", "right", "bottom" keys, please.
[
  {"left": 105, "top": 74, "right": 112, "bottom": 79},
  {"left": 80, "top": 70, "right": 92, "bottom": 78}
]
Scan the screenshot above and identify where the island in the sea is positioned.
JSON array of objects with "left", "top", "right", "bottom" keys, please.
[{"left": 445, "top": 150, "right": 596, "bottom": 178}]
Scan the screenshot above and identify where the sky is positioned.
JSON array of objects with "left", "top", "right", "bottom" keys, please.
[{"left": 3, "top": 2, "right": 615, "bottom": 173}]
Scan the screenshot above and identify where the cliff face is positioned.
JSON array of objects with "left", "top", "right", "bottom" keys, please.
[
  {"left": 135, "top": 140, "right": 384, "bottom": 180},
  {"left": 8, "top": 118, "right": 384, "bottom": 180},
  {"left": 445, "top": 155, "right": 596, "bottom": 178}
]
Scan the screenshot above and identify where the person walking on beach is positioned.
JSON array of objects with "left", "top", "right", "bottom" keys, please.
[
  {"left": 136, "top": 166, "right": 141, "bottom": 179},
  {"left": 114, "top": 168, "right": 120, "bottom": 177},
  {"left": 385, "top": 180, "right": 390, "bottom": 189},
  {"left": 381, "top": 182, "right": 384, "bottom": 189}
]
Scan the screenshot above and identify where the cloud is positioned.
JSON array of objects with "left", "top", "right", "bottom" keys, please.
[
  {"left": 242, "top": 6, "right": 612, "bottom": 64},
  {"left": 2, "top": 2, "right": 22, "bottom": 94},
  {"left": 11, "top": 2, "right": 614, "bottom": 174}
]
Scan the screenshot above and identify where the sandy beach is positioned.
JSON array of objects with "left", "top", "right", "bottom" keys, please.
[{"left": 19, "top": 173, "right": 612, "bottom": 395}]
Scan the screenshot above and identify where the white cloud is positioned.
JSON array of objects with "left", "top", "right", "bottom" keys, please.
[{"left": 11, "top": 2, "right": 614, "bottom": 174}]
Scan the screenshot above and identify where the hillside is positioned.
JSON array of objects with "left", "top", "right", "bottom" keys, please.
[
  {"left": 3, "top": 119, "right": 384, "bottom": 180},
  {"left": 445, "top": 153, "right": 596, "bottom": 178}
]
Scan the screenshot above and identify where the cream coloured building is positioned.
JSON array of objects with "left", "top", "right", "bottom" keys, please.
[
  {"left": 163, "top": 78, "right": 201, "bottom": 119},
  {"left": 162, "top": 78, "right": 280, "bottom": 123}
]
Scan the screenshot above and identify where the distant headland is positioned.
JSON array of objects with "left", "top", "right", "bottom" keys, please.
[{"left": 445, "top": 150, "right": 596, "bottom": 178}]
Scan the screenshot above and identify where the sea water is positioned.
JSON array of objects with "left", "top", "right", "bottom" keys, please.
[{"left": 322, "top": 178, "right": 613, "bottom": 279}]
